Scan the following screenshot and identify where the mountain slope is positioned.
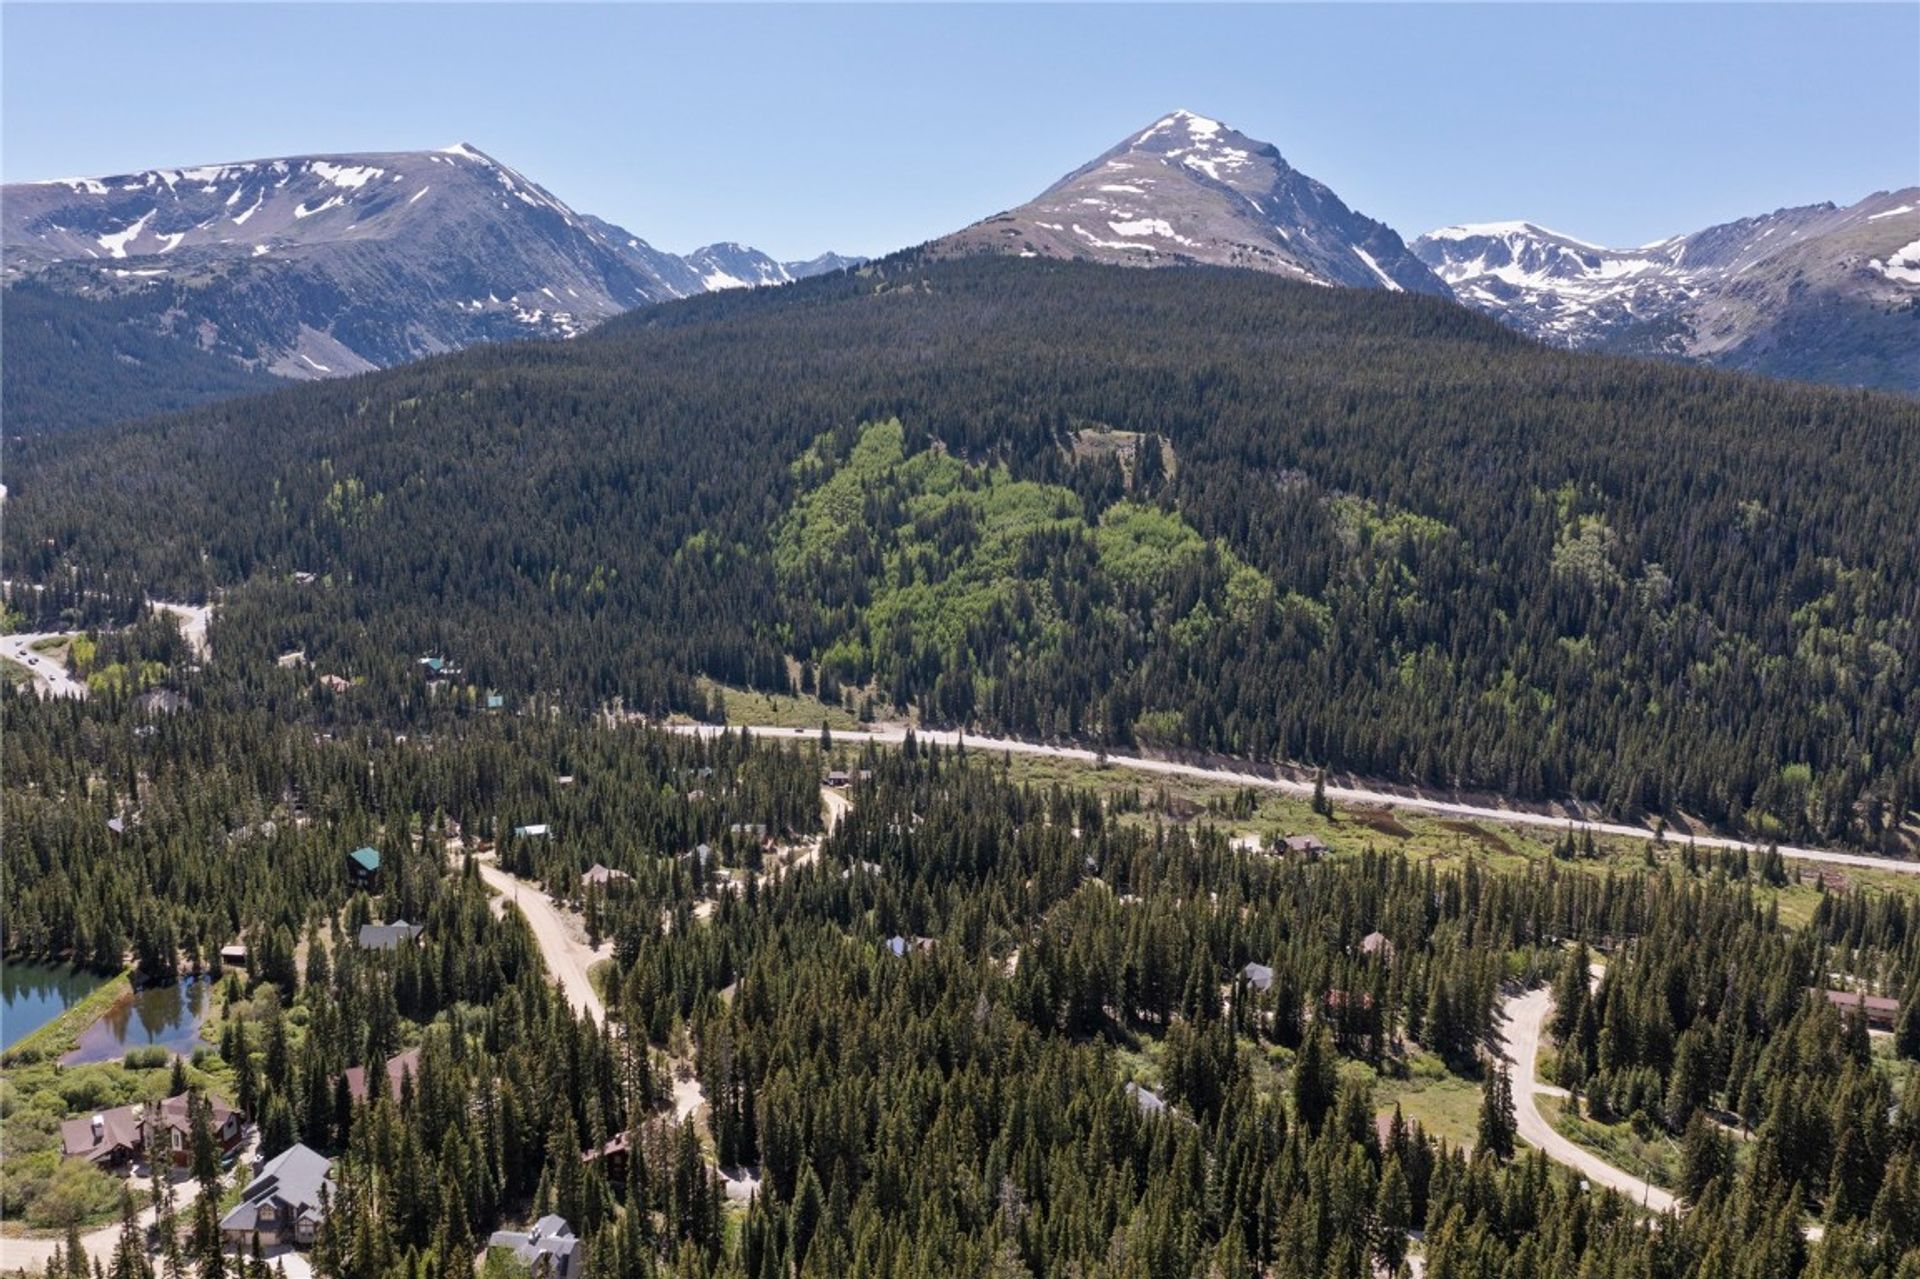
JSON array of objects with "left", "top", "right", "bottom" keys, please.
[
  {"left": 9, "top": 254, "right": 1917, "bottom": 849},
  {"left": 2, "top": 145, "right": 861, "bottom": 426},
  {"left": 934, "top": 110, "right": 1448, "bottom": 295},
  {"left": 1413, "top": 190, "right": 1920, "bottom": 391}
]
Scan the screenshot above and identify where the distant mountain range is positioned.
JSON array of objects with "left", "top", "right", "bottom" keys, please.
[
  {"left": 4, "top": 119, "right": 1913, "bottom": 436},
  {"left": 0, "top": 143, "right": 860, "bottom": 428},
  {"left": 1412, "top": 193, "right": 1920, "bottom": 393}
]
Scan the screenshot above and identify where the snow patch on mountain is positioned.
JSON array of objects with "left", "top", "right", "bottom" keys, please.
[{"left": 1875, "top": 238, "right": 1920, "bottom": 284}]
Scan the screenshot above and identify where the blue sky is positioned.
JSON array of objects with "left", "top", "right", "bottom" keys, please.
[{"left": 4, "top": 4, "right": 1914, "bottom": 260}]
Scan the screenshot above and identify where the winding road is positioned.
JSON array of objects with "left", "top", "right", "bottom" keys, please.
[
  {"left": 679, "top": 724, "right": 1920, "bottom": 878},
  {"left": 468, "top": 779, "right": 847, "bottom": 1024},
  {"left": 150, "top": 602, "right": 213, "bottom": 663},
  {"left": 1498, "top": 983, "right": 1677, "bottom": 1212}
]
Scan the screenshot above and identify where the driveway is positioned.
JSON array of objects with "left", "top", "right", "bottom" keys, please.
[{"left": 0, "top": 1134, "right": 257, "bottom": 1271}]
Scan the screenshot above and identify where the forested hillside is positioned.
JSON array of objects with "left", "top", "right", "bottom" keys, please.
[
  {"left": 6, "top": 254, "right": 1918, "bottom": 848},
  {"left": 2, "top": 285, "right": 285, "bottom": 434}
]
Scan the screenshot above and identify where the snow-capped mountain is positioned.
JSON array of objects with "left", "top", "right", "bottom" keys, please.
[
  {"left": 2, "top": 145, "right": 854, "bottom": 383},
  {"left": 934, "top": 110, "right": 1449, "bottom": 296},
  {"left": 1414, "top": 191, "right": 1920, "bottom": 391},
  {"left": 682, "top": 243, "right": 867, "bottom": 292}
]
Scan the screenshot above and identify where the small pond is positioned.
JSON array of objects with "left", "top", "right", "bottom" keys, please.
[
  {"left": 63, "top": 975, "right": 214, "bottom": 1064},
  {"left": 2, "top": 960, "right": 110, "bottom": 1050}
]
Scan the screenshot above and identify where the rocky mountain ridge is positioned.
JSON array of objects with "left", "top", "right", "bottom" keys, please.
[
  {"left": 1412, "top": 191, "right": 1920, "bottom": 390},
  {"left": 3, "top": 143, "right": 860, "bottom": 384}
]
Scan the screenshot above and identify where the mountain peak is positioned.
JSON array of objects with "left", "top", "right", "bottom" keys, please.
[
  {"left": 1134, "top": 109, "right": 1228, "bottom": 143},
  {"left": 934, "top": 113, "right": 1448, "bottom": 296}
]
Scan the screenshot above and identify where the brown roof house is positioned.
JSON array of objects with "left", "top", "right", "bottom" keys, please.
[
  {"left": 60, "top": 1106, "right": 144, "bottom": 1170},
  {"left": 1822, "top": 988, "right": 1900, "bottom": 1031},
  {"left": 581, "top": 863, "right": 631, "bottom": 889},
  {"left": 344, "top": 1047, "right": 423, "bottom": 1103},
  {"left": 1359, "top": 931, "right": 1395, "bottom": 960},
  {"left": 1281, "top": 834, "right": 1328, "bottom": 859},
  {"left": 151, "top": 1092, "right": 243, "bottom": 1165},
  {"left": 584, "top": 1132, "right": 633, "bottom": 1182},
  {"left": 61, "top": 1092, "right": 244, "bottom": 1171}
]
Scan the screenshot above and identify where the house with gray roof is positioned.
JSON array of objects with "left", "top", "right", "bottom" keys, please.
[
  {"left": 356, "top": 920, "right": 425, "bottom": 950},
  {"left": 1280, "top": 834, "right": 1328, "bottom": 859},
  {"left": 221, "top": 1142, "right": 333, "bottom": 1249},
  {"left": 489, "top": 1214, "right": 581, "bottom": 1277}
]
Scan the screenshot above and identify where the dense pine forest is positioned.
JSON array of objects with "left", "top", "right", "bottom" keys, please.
[
  {"left": 0, "top": 284, "right": 285, "bottom": 436},
  {"left": 4, "top": 683, "right": 1919, "bottom": 1277},
  {"left": 7, "top": 255, "right": 1918, "bottom": 848}
]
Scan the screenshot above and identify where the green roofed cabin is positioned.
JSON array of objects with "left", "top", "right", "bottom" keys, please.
[{"left": 348, "top": 846, "right": 381, "bottom": 888}]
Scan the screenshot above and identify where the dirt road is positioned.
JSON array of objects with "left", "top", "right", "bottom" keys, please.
[
  {"left": 1499, "top": 983, "right": 1677, "bottom": 1212},
  {"left": 820, "top": 785, "right": 850, "bottom": 831},
  {"left": 472, "top": 857, "right": 607, "bottom": 1022},
  {"left": 679, "top": 724, "right": 1920, "bottom": 878}
]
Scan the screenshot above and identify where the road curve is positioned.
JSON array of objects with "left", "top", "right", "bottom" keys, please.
[
  {"left": 472, "top": 856, "right": 606, "bottom": 1022},
  {"left": 0, "top": 632, "right": 87, "bottom": 699},
  {"left": 677, "top": 724, "right": 1920, "bottom": 878},
  {"left": 1499, "top": 984, "right": 1678, "bottom": 1212},
  {"left": 0, "top": 601, "right": 210, "bottom": 701},
  {"left": 151, "top": 602, "right": 213, "bottom": 662}
]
